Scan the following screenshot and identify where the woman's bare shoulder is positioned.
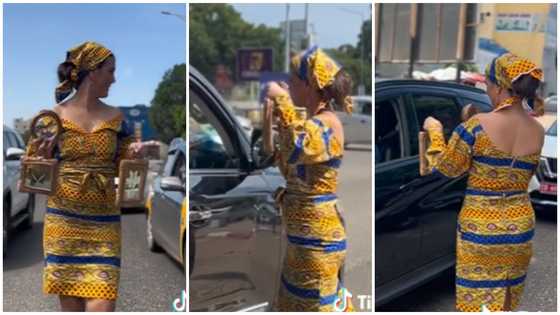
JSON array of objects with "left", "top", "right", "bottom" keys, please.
[
  {"left": 52, "top": 104, "right": 65, "bottom": 116},
  {"left": 99, "top": 102, "right": 123, "bottom": 118}
]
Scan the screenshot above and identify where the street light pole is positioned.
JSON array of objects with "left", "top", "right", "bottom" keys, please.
[
  {"left": 161, "top": 10, "right": 186, "bottom": 22},
  {"left": 304, "top": 4, "right": 309, "bottom": 49},
  {"left": 285, "top": 4, "right": 291, "bottom": 72}
]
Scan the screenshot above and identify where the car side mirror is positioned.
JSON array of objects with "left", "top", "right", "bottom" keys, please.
[
  {"left": 250, "top": 128, "right": 275, "bottom": 169},
  {"left": 250, "top": 128, "right": 263, "bottom": 149},
  {"left": 6, "top": 147, "right": 25, "bottom": 161},
  {"left": 161, "top": 176, "right": 185, "bottom": 193}
]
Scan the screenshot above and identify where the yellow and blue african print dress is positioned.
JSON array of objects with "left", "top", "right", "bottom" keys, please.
[
  {"left": 26, "top": 114, "right": 133, "bottom": 300},
  {"left": 426, "top": 117, "right": 540, "bottom": 312},
  {"left": 272, "top": 94, "right": 353, "bottom": 312}
]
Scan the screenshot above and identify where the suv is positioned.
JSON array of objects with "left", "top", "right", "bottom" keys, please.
[
  {"left": 375, "top": 80, "right": 492, "bottom": 307},
  {"left": 189, "top": 66, "right": 285, "bottom": 312},
  {"left": 3, "top": 126, "right": 35, "bottom": 255},
  {"left": 529, "top": 121, "right": 557, "bottom": 209}
]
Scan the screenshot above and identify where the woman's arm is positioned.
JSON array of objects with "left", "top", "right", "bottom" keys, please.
[{"left": 424, "top": 116, "right": 474, "bottom": 178}]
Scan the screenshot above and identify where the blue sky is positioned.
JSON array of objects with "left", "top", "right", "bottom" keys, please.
[
  {"left": 3, "top": 3, "right": 186, "bottom": 128},
  {"left": 232, "top": 4, "right": 371, "bottom": 48}
]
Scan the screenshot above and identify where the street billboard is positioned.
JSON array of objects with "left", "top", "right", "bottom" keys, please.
[{"left": 236, "top": 48, "right": 274, "bottom": 81}]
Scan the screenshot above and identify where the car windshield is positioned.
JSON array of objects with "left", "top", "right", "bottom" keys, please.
[{"left": 547, "top": 121, "right": 557, "bottom": 136}]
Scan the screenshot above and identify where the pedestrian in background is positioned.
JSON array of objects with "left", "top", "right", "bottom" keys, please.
[
  {"left": 262, "top": 46, "right": 354, "bottom": 312},
  {"left": 423, "top": 53, "right": 545, "bottom": 311}
]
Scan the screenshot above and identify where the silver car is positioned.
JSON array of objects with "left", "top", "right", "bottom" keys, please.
[
  {"left": 3, "top": 126, "right": 35, "bottom": 255},
  {"left": 336, "top": 95, "right": 372, "bottom": 148},
  {"left": 529, "top": 120, "right": 557, "bottom": 209}
]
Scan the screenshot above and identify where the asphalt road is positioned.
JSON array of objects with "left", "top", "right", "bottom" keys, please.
[
  {"left": 3, "top": 195, "right": 186, "bottom": 312},
  {"left": 339, "top": 148, "right": 373, "bottom": 311},
  {"left": 377, "top": 209, "right": 557, "bottom": 312}
]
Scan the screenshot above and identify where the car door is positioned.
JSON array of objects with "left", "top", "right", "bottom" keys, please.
[
  {"left": 4, "top": 130, "right": 27, "bottom": 213},
  {"left": 189, "top": 76, "right": 280, "bottom": 312},
  {"left": 375, "top": 90, "right": 425, "bottom": 293},
  {"left": 406, "top": 89, "right": 468, "bottom": 267},
  {"left": 339, "top": 100, "right": 372, "bottom": 145},
  {"left": 152, "top": 149, "right": 185, "bottom": 260},
  {"left": 352, "top": 99, "right": 372, "bottom": 144}
]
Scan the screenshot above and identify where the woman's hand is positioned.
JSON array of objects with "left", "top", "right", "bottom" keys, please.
[
  {"left": 127, "top": 141, "right": 148, "bottom": 159},
  {"left": 265, "top": 81, "right": 289, "bottom": 100},
  {"left": 32, "top": 135, "right": 57, "bottom": 159},
  {"left": 423, "top": 116, "right": 443, "bottom": 132}
]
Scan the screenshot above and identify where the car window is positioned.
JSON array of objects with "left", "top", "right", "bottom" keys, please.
[
  {"left": 189, "top": 89, "right": 238, "bottom": 169},
  {"left": 411, "top": 94, "right": 461, "bottom": 155},
  {"left": 547, "top": 122, "right": 557, "bottom": 136},
  {"left": 13, "top": 132, "right": 24, "bottom": 149},
  {"left": 5, "top": 131, "right": 17, "bottom": 150},
  {"left": 360, "top": 101, "right": 372, "bottom": 116},
  {"left": 3, "top": 131, "right": 11, "bottom": 155},
  {"left": 172, "top": 152, "right": 186, "bottom": 183},
  {"left": 375, "top": 97, "right": 402, "bottom": 163}
]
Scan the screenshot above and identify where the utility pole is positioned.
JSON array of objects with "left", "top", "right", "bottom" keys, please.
[
  {"left": 304, "top": 4, "right": 309, "bottom": 49},
  {"left": 408, "top": 4, "right": 420, "bottom": 79},
  {"left": 285, "top": 4, "right": 291, "bottom": 72},
  {"left": 455, "top": 4, "right": 467, "bottom": 83}
]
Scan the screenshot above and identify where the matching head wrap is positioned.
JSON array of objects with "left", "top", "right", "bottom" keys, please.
[
  {"left": 55, "top": 41, "right": 113, "bottom": 103},
  {"left": 485, "top": 52, "right": 543, "bottom": 90},
  {"left": 485, "top": 53, "right": 544, "bottom": 115},
  {"left": 290, "top": 46, "right": 353, "bottom": 114}
]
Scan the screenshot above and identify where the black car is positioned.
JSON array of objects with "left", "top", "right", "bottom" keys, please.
[
  {"left": 375, "top": 80, "right": 493, "bottom": 307},
  {"left": 189, "top": 66, "right": 285, "bottom": 312}
]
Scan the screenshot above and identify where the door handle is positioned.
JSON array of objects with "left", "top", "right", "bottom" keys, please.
[{"left": 189, "top": 206, "right": 232, "bottom": 226}]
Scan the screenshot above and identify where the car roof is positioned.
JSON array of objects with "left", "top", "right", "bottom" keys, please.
[
  {"left": 169, "top": 137, "right": 186, "bottom": 154},
  {"left": 352, "top": 95, "right": 372, "bottom": 102},
  {"left": 375, "top": 79, "right": 487, "bottom": 95}
]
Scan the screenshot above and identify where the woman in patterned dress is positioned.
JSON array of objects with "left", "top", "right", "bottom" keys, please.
[
  {"left": 423, "top": 53, "right": 545, "bottom": 312},
  {"left": 24, "top": 42, "right": 145, "bottom": 311},
  {"left": 262, "top": 46, "right": 354, "bottom": 312}
]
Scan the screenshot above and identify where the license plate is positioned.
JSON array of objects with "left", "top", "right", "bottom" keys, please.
[{"left": 540, "top": 182, "right": 557, "bottom": 195}]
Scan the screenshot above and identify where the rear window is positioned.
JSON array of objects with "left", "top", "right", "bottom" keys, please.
[{"left": 547, "top": 122, "right": 557, "bottom": 136}]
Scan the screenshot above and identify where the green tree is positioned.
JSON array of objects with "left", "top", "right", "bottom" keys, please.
[
  {"left": 149, "top": 64, "right": 186, "bottom": 143},
  {"left": 325, "top": 19, "right": 373, "bottom": 95},
  {"left": 189, "top": 4, "right": 285, "bottom": 83}
]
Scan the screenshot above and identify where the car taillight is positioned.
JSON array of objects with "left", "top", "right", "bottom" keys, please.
[{"left": 538, "top": 157, "right": 557, "bottom": 182}]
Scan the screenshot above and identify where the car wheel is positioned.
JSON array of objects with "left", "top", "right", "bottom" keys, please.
[
  {"left": 22, "top": 194, "right": 35, "bottom": 230},
  {"left": 146, "top": 210, "right": 162, "bottom": 252},
  {"left": 182, "top": 234, "right": 186, "bottom": 271}
]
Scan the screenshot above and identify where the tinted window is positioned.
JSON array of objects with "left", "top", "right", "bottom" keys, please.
[
  {"left": 375, "top": 97, "right": 402, "bottom": 163},
  {"left": 412, "top": 93, "right": 460, "bottom": 137},
  {"left": 547, "top": 122, "right": 557, "bottom": 136},
  {"left": 5, "top": 131, "right": 17, "bottom": 150},
  {"left": 189, "top": 89, "right": 238, "bottom": 169},
  {"left": 3, "top": 131, "right": 12, "bottom": 155},
  {"left": 173, "top": 152, "right": 186, "bottom": 183},
  {"left": 13, "top": 132, "right": 24, "bottom": 149},
  {"left": 359, "top": 101, "right": 372, "bottom": 116}
]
